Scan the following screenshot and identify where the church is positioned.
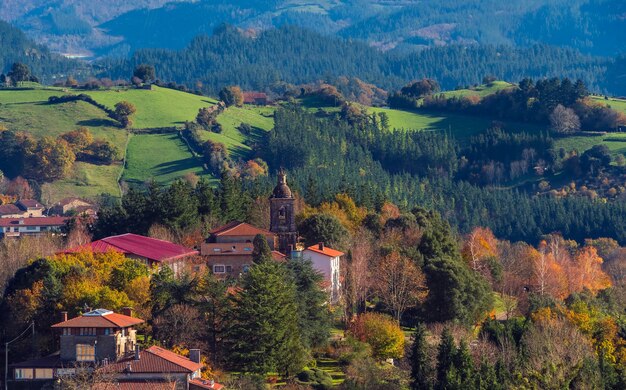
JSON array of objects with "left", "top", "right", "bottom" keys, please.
[{"left": 200, "top": 170, "right": 342, "bottom": 301}]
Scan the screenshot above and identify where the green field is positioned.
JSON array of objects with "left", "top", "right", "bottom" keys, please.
[
  {"left": 84, "top": 86, "right": 218, "bottom": 128},
  {"left": 199, "top": 105, "right": 275, "bottom": 159},
  {"left": 123, "top": 132, "right": 213, "bottom": 185},
  {"left": 590, "top": 95, "right": 626, "bottom": 115},
  {"left": 555, "top": 133, "right": 626, "bottom": 157},
  {"left": 440, "top": 81, "right": 516, "bottom": 99}
]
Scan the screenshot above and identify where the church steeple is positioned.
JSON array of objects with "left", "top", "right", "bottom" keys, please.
[{"left": 269, "top": 169, "right": 297, "bottom": 254}]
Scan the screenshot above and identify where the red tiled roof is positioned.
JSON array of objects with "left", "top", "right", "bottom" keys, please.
[
  {"left": 271, "top": 251, "right": 287, "bottom": 262},
  {"left": 305, "top": 244, "right": 344, "bottom": 258},
  {"left": 51, "top": 309, "right": 144, "bottom": 328},
  {"left": 190, "top": 379, "right": 224, "bottom": 390},
  {"left": 0, "top": 204, "right": 22, "bottom": 215},
  {"left": 64, "top": 233, "right": 198, "bottom": 263},
  {"left": 209, "top": 221, "right": 273, "bottom": 237},
  {"left": 0, "top": 216, "right": 68, "bottom": 227},
  {"left": 18, "top": 199, "right": 45, "bottom": 209},
  {"left": 94, "top": 381, "right": 175, "bottom": 390},
  {"left": 101, "top": 346, "right": 202, "bottom": 374},
  {"left": 243, "top": 91, "right": 268, "bottom": 103}
]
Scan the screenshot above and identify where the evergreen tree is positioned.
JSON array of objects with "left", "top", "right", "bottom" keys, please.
[
  {"left": 453, "top": 340, "right": 474, "bottom": 385},
  {"left": 252, "top": 234, "right": 272, "bottom": 264},
  {"left": 410, "top": 323, "right": 433, "bottom": 390},
  {"left": 219, "top": 172, "right": 248, "bottom": 221},
  {"left": 161, "top": 179, "right": 199, "bottom": 232},
  {"left": 226, "top": 261, "right": 307, "bottom": 376},
  {"left": 436, "top": 328, "right": 456, "bottom": 389},
  {"left": 195, "top": 177, "right": 218, "bottom": 216},
  {"left": 287, "top": 259, "right": 332, "bottom": 349}
]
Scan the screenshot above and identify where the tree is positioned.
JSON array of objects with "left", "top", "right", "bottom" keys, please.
[
  {"left": 462, "top": 227, "right": 498, "bottom": 274},
  {"left": 23, "top": 137, "right": 76, "bottom": 181},
  {"left": 401, "top": 78, "right": 441, "bottom": 98},
  {"left": 375, "top": 251, "right": 428, "bottom": 322},
  {"left": 550, "top": 104, "right": 581, "bottom": 134},
  {"left": 7, "top": 63, "right": 31, "bottom": 85},
  {"left": 196, "top": 271, "right": 229, "bottom": 363},
  {"left": 298, "top": 213, "right": 348, "bottom": 249},
  {"left": 435, "top": 328, "right": 456, "bottom": 389},
  {"left": 349, "top": 312, "right": 405, "bottom": 360},
  {"left": 133, "top": 64, "right": 156, "bottom": 84},
  {"left": 219, "top": 86, "right": 244, "bottom": 107},
  {"left": 154, "top": 304, "right": 205, "bottom": 348},
  {"left": 252, "top": 233, "right": 272, "bottom": 264},
  {"left": 86, "top": 140, "right": 119, "bottom": 164},
  {"left": 60, "top": 127, "right": 94, "bottom": 153},
  {"left": 410, "top": 323, "right": 433, "bottom": 390},
  {"left": 346, "top": 229, "right": 374, "bottom": 315},
  {"left": 114, "top": 101, "right": 137, "bottom": 128},
  {"left": 226, "top": 261, "right": 306, "bottom": 376}
]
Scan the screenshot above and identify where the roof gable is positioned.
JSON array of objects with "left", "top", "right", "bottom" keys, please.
[
  {"left": 209, "top": 221, "right": 273, "bottom": 237},
  {"left": 305, "top": 245, "right": 344, "bottom": 258},
  {"left": 51, "top": 309, "right": 144, "bottom": 328}
]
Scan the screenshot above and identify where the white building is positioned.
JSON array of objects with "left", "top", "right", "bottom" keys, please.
[{"left": 303, "top": 243, "right": 344, "bottom": 304}]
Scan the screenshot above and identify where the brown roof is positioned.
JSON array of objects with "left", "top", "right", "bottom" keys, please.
[
  {"left": 0, "top": 216, "right": 68, "bottom": 227},
  {"left": 51, "top": 309, "right": 144, "bottom": 329},
  {"left": 10, "top": 353, "right": 62, "bottom": 368},
  {"left": 100, "top": 346, "right": 202, "bottom": 374},
  {"left": 17, "top": 199, "right": 45, "bottom": 209},
  {"left": 93, "top": 381, "right": 176, "bottom": 390},
  {"left": 190, "top": 379, "right": 224, "bottom": 390},
  {"left": 209, "top": 221, "right": 273, "bottom": 237},
  {"left": 0, "top": 204, "right": 22, "bottom": 215},
  {"left": 272, "top": 251, "right": 287, "bottom": 262},
  {"left": 243, "top": 91, "right": 268, "bottom": 103},
  {"left": 305, "top": 244, "right": 344, "bottom": 258}
]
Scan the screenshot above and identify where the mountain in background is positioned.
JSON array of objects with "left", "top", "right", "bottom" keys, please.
[{"left": 1, "top": 0, "right": 624, "bottom": 58}]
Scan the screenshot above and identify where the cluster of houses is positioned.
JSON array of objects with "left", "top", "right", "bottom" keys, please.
[
  {"left": 6, "top": 172, "right": 344, "bottom": 389},
  {"left": 0, "top": 197, "right": 97, "bottom": 238}
]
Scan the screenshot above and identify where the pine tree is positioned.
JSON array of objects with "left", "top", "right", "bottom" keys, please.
[
  {"left": 196, "top": 177, "right": 217, "bottom": 216},
  {"left": 453, "top": 340, "right": 474, "bottom": 386},
  {"left": 436, "top": 328, "right": 456, "bottom": 389},
  {"left": 410, "top": 323, "right": 432, "bottom": 390},
  {"left": 226, "top": 261, "right": 307, "bottom": 376},
  {"left": 252, "top": 234, "right": 272, "bottom": 264}
]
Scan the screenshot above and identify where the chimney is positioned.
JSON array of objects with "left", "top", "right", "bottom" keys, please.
[
  {"left": 318, "top": 242, "right": 324, "bottom": 251},
  {"left": 134, "top": 344, "right": 140, "bottom": 361},
  {"left": 122, "top": 307, "right": 133, "bottom": 317},
  {"left": 189, "top": 349, "right": 201, "bottom": 364},
  {"left": 60, "top": 311, "right": 68, "bottom": 322}
]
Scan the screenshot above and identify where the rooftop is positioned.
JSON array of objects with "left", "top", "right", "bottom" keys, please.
[
  {"left": 17, "top": 199, "right": 45, "bottom": 209},
  {"left": 94, "top": 381, "right": 176, "bottom": 390},
  {"left": 64, "top": 233, "right": 198, "bottom": 263},
  {"left": 51, "top": 308, "right": 144, "bottom": 329},
  {"left": 190, "top": 379, "right": 224, "bottom": 390},
  {"left": 209, "top": 221, "right": 273, "bottom": 237},
  {"left": 100, "top": 346, "right": 203, "bottom": 374},
  {"left": 0, "top": 204, "right": 22, "bottom": 215},
  {"left": 0, "top": 216, "right": 68, "bottom": 227},
  {"left": 305, "top": 244, "right": 345, "bottom": 258}
]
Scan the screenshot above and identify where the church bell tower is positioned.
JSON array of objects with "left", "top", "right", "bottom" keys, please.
[{"left": 269, "top": 169, "right": 297, "bottom": 254}]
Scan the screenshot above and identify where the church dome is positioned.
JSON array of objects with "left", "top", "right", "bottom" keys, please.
[{"left": 271, "top": 170, "right": 293, "bottom": 198}]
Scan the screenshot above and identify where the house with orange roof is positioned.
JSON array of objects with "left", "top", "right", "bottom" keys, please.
[{"left": 303, "top": 242, "right": 344, "bottom": 303}]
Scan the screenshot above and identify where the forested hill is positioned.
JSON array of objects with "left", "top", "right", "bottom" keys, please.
[
  {"left": 0, "top": 21, "right": 81, "bottom": 82},
  {"left": 97, "top": 26, "right": 617, "bottom": 95}
]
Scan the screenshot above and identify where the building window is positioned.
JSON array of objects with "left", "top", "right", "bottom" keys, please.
[
  {"left": 15, "top": 368, "right": 34, "bottom": 379},
  {"left": 242, "top": 264, "right": 251, "bottom": 273},
  {"left": 35, "top": 369, "right": 53, "bottom": 379},
  {"left": 62, "top": 328, "right": 71, "bottom": 335},
  {"left": 26, "top": 226, "right": 37, "bottom": 231},
  {"left": 76, "top": 344, "right": 95, "bottom": 362},
  {"left": 79, "top": 327, "right": 96, "bottom": 335},
  {"left": 213, "top": 248, "right": 221, "bottom": 252},
  {"left": 226, "top": 265, "right": 233, "bottom": 273},
  {"left": 213, "top": 265, "right": 226, "bottom": 274},
  {"left": 243, "top": 247, "right": 251, "bottom": 251}
]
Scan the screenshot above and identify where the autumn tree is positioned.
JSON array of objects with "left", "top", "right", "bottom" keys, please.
[
  {"left": 60, "top": 127, "right": 94, "bottom": 153},
  {"left": 375, "top": 251, "right": 428, "bottom": 322},
  {"left": 219, "top": 86, "right": 244, "bottom": 107},
  {"left": 569, "top": 246, "right": 611, "bottom": 294},
  {"left": 114, "top": 101, "right": 137, "bottom": 128},
  {"left": 462, "top": 227, "right": 498, "bottom": 274},
  {"left": 345, "top": 229, "right": 374, "bottom": 316},
  {"left": 23, "top": 137, "right": 76, "bottom": 181},
  {"left": 154, "top": 304, "right": 206, "bottom": 348},
  {"left": 550, "top": 104, "right": 581, "bottom": 134},
  {"left": 349, "top": 312, "right": 405, "bottom": 360}
]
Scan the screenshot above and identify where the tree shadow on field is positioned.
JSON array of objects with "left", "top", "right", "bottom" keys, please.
[
  {"left": 76, "top": 118, "right": 119, "bottom": 127},
  {"left": 153, "top": 158, "right": 202, "bottom": 176}
]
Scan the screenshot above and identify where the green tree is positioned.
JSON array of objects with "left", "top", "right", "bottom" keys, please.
[
  {"left": 219, "top": 86, "right": 244, "bottom": 107},
  {"left": 252, "top": 233, "right": 272, "bottom": 264},
  {"left": 436, "top": 328, "right": 456, "bottom": 389},
  {"left": 219, "top": 172, "right": 248, "bottom": 221},
  {"left": 160, "top": 179, "right": 199, "bottom": 232},
  {"left": 196, "top": 271, "right": 229, "bottom": 364},
  {"left": 226, "top": 261, "right": 307, "bottom": 376},
  {"left": 453, "top": 340, "right": 474, "bottom": 386},
  {"left": 86, "top": 140, "right": 119, "bottom": 164},
  {"left": 298, "top": 213, "right": 348, "bottom": 248},
  {"left": 7, "top": 62, "right": 31, "bottom": 85},
  {"left": 287, "top": 259, "right": 332, "bottom": 349},
  {"left": 133, "top": 64, "right": 156, "bottom": 84},
  {"left": 410, "top": 323, "right": 433, "bottom": 390},
  {"left": 195, "top": 177, "right": 218, "bottom": 216}
]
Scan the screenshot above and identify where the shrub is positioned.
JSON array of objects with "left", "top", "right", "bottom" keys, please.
[{"left": 348, "top": 313, "right": 405, "bottom": 360}]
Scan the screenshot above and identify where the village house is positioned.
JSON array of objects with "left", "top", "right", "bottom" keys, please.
[
  {"left": 8, "top": 309, "right": 222, "bottom": 390},
  {"left": 242, "top": 91, "right": 269, "bottom": 105},
  {"left": 63, "top": 233, "right": 200, "bottom": 274},
  {"left": 0, "top": 199, "right": 45, "bottom": 218},
  {"left": 201, "top": 221, "right": 286, "bottom": 276},
  {"left": 49, "top": 197, "right": 98, "bottom": 216},
  {"left": 301, "top": 243, "right": 344, "bottom": 304},
  {"left": 0, "top": 216, "right": 69, "bottom": 238}
]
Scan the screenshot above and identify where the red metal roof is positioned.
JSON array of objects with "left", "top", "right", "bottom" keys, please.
[
  {"left": 305, "top": 244, "right": 345, "bottom": 258},
  {"left": 64, "top": 233, "right": 198, "bottom": 263},
  {"left": 209, "top": 221, "right": 273, "bottom": 237},
  {"left": 101, "top": 346, "right": 203, "bottom": 374},
  {"left": 0, "top": 216, "right": 68, "bottom": 227},
  {"left": 51, "top": 309, "right": 144, "bottom": 328}
]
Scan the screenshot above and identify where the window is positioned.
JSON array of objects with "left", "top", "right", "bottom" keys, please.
[
  {"left": 62, "top": 328, "right": 71, "bottom": 335},
  {"left": 226, "top": 265, "right": 233, "bottom": 273},
  {"left": 242, "top": 264, "right": 251, "bottom": 273},
  {"left": 213, "top": 265, "right": 226, "bottom": 274},
  {"left": 243, "top": 247, "right": 251, "bottom": 251},
  {"left": 79, "top": 327, "right": 96, "bottom": 335},
  {"left": 76, "top": 344, "right": 95, "bottom": 362},
  {"left": 213, "top": 248, "right": 221, "bottom": 252},
  {"left": 15, "top": 368, "right": 34, "bottom": 379},
  {"left": 26, "top": 226, "right": 37, "bottom": 231},
  {"left": 35, "top": 369, "right": 53, "bottom": 379}
]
